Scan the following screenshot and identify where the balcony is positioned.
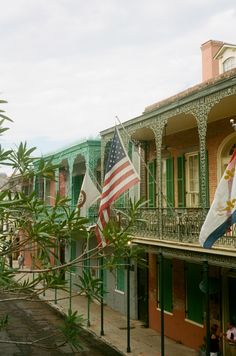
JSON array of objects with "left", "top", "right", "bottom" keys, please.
[{"left": 119, "top": 208, "right": 236, "bottom": 249}]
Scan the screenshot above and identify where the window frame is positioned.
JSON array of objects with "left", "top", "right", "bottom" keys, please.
[
  {"left": 223, "top": 56, "right": 236, "bottom": 72},
  {"left": 185, "top": 152, "right": 199, "bottom": 208}
]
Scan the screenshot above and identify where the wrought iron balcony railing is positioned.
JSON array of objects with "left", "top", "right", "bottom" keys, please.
[
  {"left": 118, "top": 207, "right": 236, "bottom": 249},
  {"left": 39, "top": 204, "right": 236, "bottom": 249}
]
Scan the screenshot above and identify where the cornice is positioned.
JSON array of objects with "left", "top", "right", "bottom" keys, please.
[{"left": 133, "top": 237, "right": 236, "bottom": 267}]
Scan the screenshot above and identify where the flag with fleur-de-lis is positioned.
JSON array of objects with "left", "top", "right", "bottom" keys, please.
[{"left": 199, "top": 149, "right": 236, "bottom": 248}]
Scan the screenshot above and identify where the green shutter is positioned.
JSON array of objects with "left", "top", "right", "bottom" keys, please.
[
  {"left": 186, "top": 263, "right": 204, "bottom": 324},
  {"left": 166, "top": 157, "right": 174, "bottom": 207},
  {"left": 177, "top": 155, "right": 185, "bottom": 208},
  {"left": 148, "top": 161, "right": 156, "bottom": 207},
  {"left": 157, "top": 258, "right": 173, "bottom": 312}
]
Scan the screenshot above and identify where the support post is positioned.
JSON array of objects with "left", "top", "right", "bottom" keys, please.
[
  {"left": 87, "top": 237, "right": 91, "bottom": 327},
  {"left": 69, "top": 240, "right": 72, "bottom": 313},
  {"left": 100, "top": 255, "right": 105, "bottom": 336},
  {"left": 158, "top": 252, "right": 165, "bottom": 356},
  {"left": 204, "top": 260, "right": 210, "bottom": 356},
  {"left": 127, "top": 253, "right": 131, "bottom": 353}
]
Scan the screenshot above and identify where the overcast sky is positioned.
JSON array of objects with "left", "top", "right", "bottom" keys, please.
[{"left": 1, "top": 0, "right": 236, "bottom": 162}]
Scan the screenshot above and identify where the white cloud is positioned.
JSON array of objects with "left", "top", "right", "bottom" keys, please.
[{"left": 0, "top": 0, "right": 235, "bottom": 158}]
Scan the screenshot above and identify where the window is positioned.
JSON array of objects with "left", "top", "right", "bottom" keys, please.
[
  {"left": 116, "top": 258, "right": 125, "bottom": 292},
  {"left": 223, "top": 57, "right": 236, "bottom": 72},
  {"left": 186, "top": 153, "right": 199, "bottom": 207},
  {"left": 185, "top": 263, "right": 204, "bottom": 324},
  {"left": 157, "top": 258, "right": 173, "bottom": 313}
]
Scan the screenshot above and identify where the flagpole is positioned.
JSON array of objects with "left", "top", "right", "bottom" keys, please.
[
  {"left": 100, "top": 254, "right": 105, "bottom": 336},
  {"left": 127, "top": 250, "right": 131, "bottom": 353},
  {"left": 158, "top": 252, "right": 165, "bottom": 356}
]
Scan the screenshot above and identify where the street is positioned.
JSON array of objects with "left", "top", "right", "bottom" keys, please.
[{"left": 0, "top": 293, "right": 123, "bottom": 356}]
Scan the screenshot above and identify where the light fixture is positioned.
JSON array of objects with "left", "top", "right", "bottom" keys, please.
[{"left": 230, "top": 118, "right": 236, "bottom": 131}]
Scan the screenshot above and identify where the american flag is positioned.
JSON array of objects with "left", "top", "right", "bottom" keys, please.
[{"left": 96, "top": 127, "right": 140, "bottom": 246}]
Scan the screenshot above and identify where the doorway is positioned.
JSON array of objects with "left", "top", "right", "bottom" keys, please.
[{"left": 137, "top": 253, "right": 149, "bottom": 327}]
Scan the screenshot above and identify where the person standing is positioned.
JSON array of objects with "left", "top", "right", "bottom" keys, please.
[
  {"left": 210, "top": 324, "right": 220, "bottom": 356},
  {"left": 225, "top": 321, "right": 236, "bottom": 356},
  {"left": 17, "top": 253, "right": 24, "bottom": 269}
]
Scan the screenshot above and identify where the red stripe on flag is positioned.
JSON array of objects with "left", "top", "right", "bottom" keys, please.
[
  {"left": 101, "top": 169, "right": 137, "bottom": 201},
  {"left": 99, "top": 177, "right": 140, "bottom": 212},
  {"left": 103, "top": 160, "right": 130, "bottom": 186}
]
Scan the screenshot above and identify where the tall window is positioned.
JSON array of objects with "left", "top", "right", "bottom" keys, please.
[
  {"left": 223, "top": 57, "right": 236, "bottom": 72},
  {"left": 186, "top": 153, "right": 199, "bottom": 207}
]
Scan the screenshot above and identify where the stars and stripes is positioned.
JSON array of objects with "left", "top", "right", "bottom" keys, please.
[{"left": 96, "top": 128, "right": 140, "bottom": 246}]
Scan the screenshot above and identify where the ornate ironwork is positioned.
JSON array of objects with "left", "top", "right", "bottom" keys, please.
[{"left": 119, "top": 207, "right": 236, "bottom": 249}]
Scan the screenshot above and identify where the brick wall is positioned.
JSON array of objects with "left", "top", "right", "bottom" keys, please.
[{"left": 148, "top": 254, "right": 205, "bottom": 350}]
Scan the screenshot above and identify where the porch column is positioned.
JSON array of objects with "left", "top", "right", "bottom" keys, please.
[
  {"left": 152, "top": 119, "right": 167, "bottom": 238},
  {"left": 55, "top": 168, "right": 60, "bottom": 193},
  {"left": 158, "top": 252, "right": 165, "bottom": 356},
  {"left": 101, "top": 137, "right": 109, "bottom": 182},
  {"left": 203, "top": 260, "right": 210, "bottom": 356},
  {"left": 43, "top": 177, "right": 46, "bottom": 202},
  {"left": 68, "top": 158, "right": 74, "bottom": 208},
  {"left": 54, "top": 167, "right": 59, "bottom": 304},
  {"left": 120, "top": 129, "right": 129, "bottom": 152},
  {"left": 33, "top": 176, "right": 37, "bottom": 195},
  {"left": 196, "top": 102, "right": 208, "bottom": 210}
]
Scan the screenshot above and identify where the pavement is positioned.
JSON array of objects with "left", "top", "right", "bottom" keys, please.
[
  {"left": 40, "top": 289, "right": 198, "bottom": 356},
  {"left": 15, "top": 265, "right": 198, "bottom": 356}
]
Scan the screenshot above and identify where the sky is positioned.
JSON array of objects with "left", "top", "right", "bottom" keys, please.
[{"left": 0, "top": 0, "right": 236, "bottom": 164}]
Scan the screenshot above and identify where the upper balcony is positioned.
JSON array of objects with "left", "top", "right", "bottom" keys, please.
[
  {"left": 118, "top": 207, "right": 236, "bottom": 250},
  {"left": 100, "top": 71, "right": 236, "bottom": 255}
]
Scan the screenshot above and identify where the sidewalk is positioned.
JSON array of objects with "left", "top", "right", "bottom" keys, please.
[{"left": 39, "top": 288, "right": 198, "bottom": 356}]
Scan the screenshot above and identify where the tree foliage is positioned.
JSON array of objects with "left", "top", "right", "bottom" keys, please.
[{"left": 0, "top": 100, "right": 146, "bottom": 351}]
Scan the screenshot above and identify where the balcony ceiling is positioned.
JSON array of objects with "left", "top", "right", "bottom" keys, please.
[
  {"left": 208, "top": 95, "right": 236, "bottom": 123},
  {"left": 131, "top": 93, "right": 236, "bottom": 140}
]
